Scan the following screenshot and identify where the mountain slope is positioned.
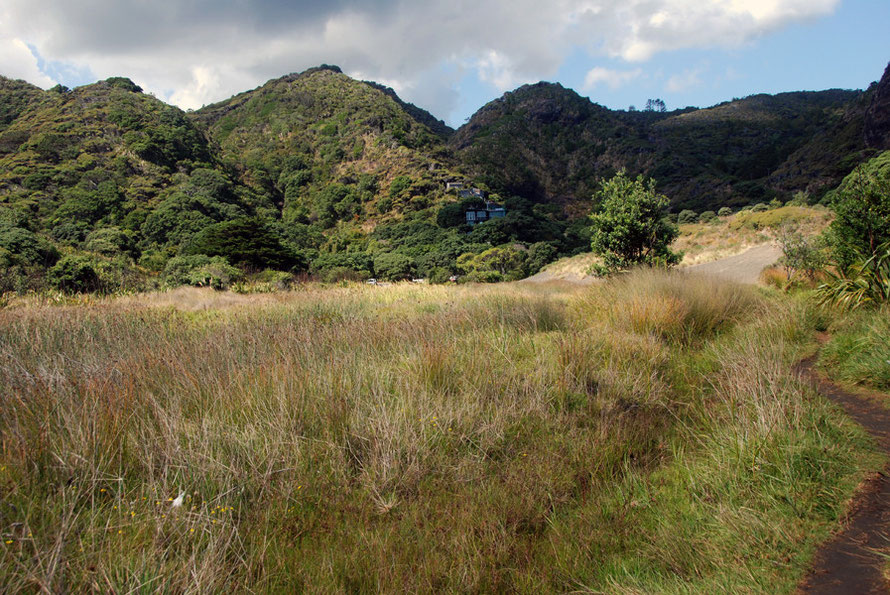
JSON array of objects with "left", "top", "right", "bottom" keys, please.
[
  {"left": 451, "top": 82, "right": 869, "bottom": 211},
  {"left": 191, "top": 65, "right": 461, "bottom": 226},
  {"left": 0, "top": 77, "right": 257, "bottom": 272},
  {"left": 864, "top": 62, "right": 890, "bottom": 150},
  {"left": 0, "top": 76, "right": 46, "bottom": 134},
  {"left": 2, "top": 62, "right": 888, "bottom": 292}
]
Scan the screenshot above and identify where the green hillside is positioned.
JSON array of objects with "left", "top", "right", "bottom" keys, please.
[
  {"left": 0, "top": 68, "right": 585, "bottom": 292},
  {"left": 0, "top": 76, "right": 269, "bottom": 291},
  {"left": 1, "top": 61, "right": 887, "bottom": 292},
  {"left": 190, "top": 65, "right": 456, "bottom": 225},
  {"left": 452, "top": 83, "right": 871, "bottom": 211}
]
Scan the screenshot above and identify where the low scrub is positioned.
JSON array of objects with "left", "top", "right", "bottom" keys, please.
[{"left": 817, "top": 243, "right": 890, "bottom": 310}]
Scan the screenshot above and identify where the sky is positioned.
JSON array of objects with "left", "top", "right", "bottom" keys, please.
[{"left": 1, "top": 0, "right": 888, "bottom": 127}]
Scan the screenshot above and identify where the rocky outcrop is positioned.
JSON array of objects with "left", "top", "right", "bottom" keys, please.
[{"left": 864, "top": 62, "right": 890, "bottom": 150}]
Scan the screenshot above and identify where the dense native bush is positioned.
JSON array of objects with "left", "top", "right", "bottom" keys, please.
[
  {"left": 311, "top": 251, "right": 374, "bottom": 279},
  {"left": 677, "top": 209, "right": 697, "bottom": 224},
  {"left": 0, "top": 222, "right": 59, "bottom": 268},
  {"left": 47, "top": 254, "right": 104, "bottom": 293},
  {"left": 163, "top": 254, "right": 242, "bottom": 289},
  {"left": 825, "top": 151, "right": 890, "bottom": 270},
  {"left": 373, "top": 252, "right": 415, "bottom": 281},
  {"left": 698, "top": 210, "right": 717, "bottom": 223},
  {"left": 182, "top": 217, "right": 305, "bottom": 272}
]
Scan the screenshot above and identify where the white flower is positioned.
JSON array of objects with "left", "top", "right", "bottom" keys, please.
[{"left": 171, "top": 491, "right": 185, "bottom": 508}]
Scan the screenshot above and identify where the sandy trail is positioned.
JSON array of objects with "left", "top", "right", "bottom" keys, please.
[
  {"left": 523, "top": 243, "right": 781, "bottom": 285},
  {"left": 682, "top": 243, "right": 781, "bottom": 285}
]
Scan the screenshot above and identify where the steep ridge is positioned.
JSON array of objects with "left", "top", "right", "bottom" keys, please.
[
  {"left": 0, "top": 76, "right": 253, "bottom": 255},
  {"left": 452, "top": 82, "right": 868, "bottom": 211},
  {"left": 864, "top": 62, "right": 890, "bottom": 150},
  {"left": 0, "top": 76, "right": 46, "bottom": 133},
  {"left": 191, "top": 65, "right": 461, "bottom": 226}
]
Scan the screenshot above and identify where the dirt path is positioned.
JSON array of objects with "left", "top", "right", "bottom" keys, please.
[
  {"left": 796, "top": 355, "right": 890, "bottom": 594},
  {"left": 683, "top": 243, "right": 781, "bottom": 285},
  {"left": 522, "top": 243, "right": 781, "bottom": 285}
]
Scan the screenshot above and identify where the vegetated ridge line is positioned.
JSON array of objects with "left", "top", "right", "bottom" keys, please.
[{"left": 795, "top": 352, "right": 890, "bottom": 594}]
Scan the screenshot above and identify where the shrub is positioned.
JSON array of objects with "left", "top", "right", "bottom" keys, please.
[
  {"left": 254, "top": 269, "right": 295, "bottom": 289},
  {"left": 183, "top": 217, "right": 304, "bottom": 271},
  {"left": 319, "top": 266, "right": 369, "bottom": 283},
  {"left": 751, "top": 203, "right": 769, "bottom": 212},
  {"left": 677, "top": 209, "right": 698, "bottom": 224},
  {"left": 0, "top": 223, "right": 59, "bottom": 268},
  {"left": 463, "top": 269, "right": 503, "bottom": 283},
  {"left": 776, "top": 224, "right": 827, "bottom": 282},
  {"left": 428, "top": 267, "right": 453, "bottom": 284},
  {"left": 786, "top": 190, "right": 810, "bottom": 207},
  {"left": 311, "top": 252, "right": 373, "bottom": 277},
  {"left": 47, "top": 254, "right": 102, "bottom": 293},
  {"left": 163, "top": 254, "right": 242, "bottom": 290},
  {"left": 389, "top": 175, "right": 411, "bottom": 200},
  {"left": 698, "top": 210, "right": 717, "bottom": 224},
  {"left": 84, "top": 227, "right": 137, "bottom": 259},
  {"left": 817, "top": 242, "right": 890, "bottom": 310},
  {"left": 825, "top": 152, "right": 890, "bottom": 270},
  {"left": 457, "top": 245, "right": 528, "bottom": 280},
  {"left": 373, "top": 252, "right": 415, "bottom": 281},
  {"left": 526, "top": 242, "right": 558, "bottom": 275},
  {"left": 718, "top": 207, "right": 732, "bottom": 217}
]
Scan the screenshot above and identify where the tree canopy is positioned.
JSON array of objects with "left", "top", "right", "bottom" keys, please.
[
  {"left": 827, "top": 151, "right": 890, "bottom": 269},
  {"left": 588, "top": 171, "right": 679, "bottom": 271}
]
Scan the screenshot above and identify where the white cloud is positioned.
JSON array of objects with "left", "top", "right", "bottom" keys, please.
[
  {"left": 0, "top": 0, "right": 841, "bottom": 121},
  {"left": 584, "top": 66, "right": 643, "bottom": 90},
  {"left": 665, "top": 68, "right": 703, "bottom": 92},
  {"left": 0, "top": 36, "right": 55, "bottom": 87},
  {"left": 476, "top": 50, "right": 536, "bottom": 92}
]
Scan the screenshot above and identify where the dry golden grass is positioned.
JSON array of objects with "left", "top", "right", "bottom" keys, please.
[
  {"left": 536, "top": 252, "right": 602, "bottom": 280},
  {"left": 676, "top": 206, "right": 832, "bottom": 266}
]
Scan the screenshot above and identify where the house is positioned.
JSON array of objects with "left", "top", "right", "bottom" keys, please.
[
  {"left": 445, "top": 181, "right": 464, "bottom": 191},
  {"left": 458, "top": 187, "right": 485, "bottom": 200},
  {"left": 465, "top": 201, "right": 506, "bottom": 226}
]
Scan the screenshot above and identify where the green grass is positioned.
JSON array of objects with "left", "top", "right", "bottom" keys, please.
[
  {"left": 0, "top": 274, "right": 881, "bottom": 592},
  {"left": 821, "top": 306, "right": 890, "bottom": 391}
]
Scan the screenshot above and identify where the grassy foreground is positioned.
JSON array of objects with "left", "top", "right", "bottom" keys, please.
[
  {"left": 820, "top": 306, "right": 890, "bottom": 392},
  {"left": 0, "top": 272, "right": 881, "bottom": 592}
]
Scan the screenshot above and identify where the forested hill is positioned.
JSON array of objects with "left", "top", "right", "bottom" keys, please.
[
  {"left": 452, "top": 82, "right": 877, "bottom": 211},
  {"left": 0, "top": 61, "right": 887, "bottom": 292},
  {"left": 0, "top": 75, "right": 255, "bottom": 271},
  {"left": 190, "top": 65, "right": 461, "bottom": 227}
]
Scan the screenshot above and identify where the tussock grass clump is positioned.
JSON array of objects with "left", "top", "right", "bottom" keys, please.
[{"left": 574, "top": 267, "right": 763, "bottom": 343}]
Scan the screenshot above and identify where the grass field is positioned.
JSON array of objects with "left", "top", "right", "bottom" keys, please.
[{"left": 0, "top": 272, "right": 880, "bottom": 592}]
